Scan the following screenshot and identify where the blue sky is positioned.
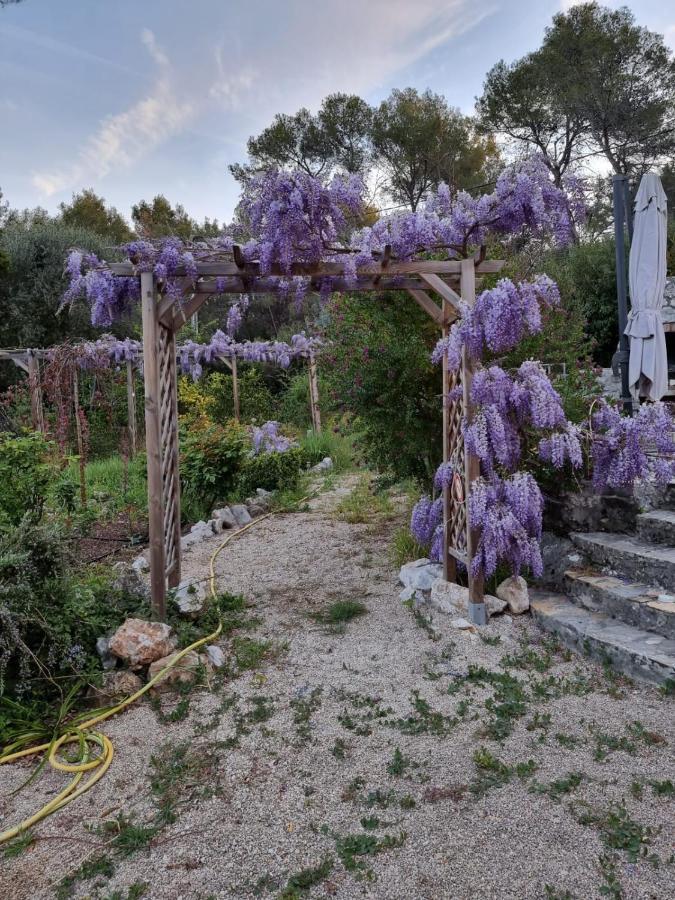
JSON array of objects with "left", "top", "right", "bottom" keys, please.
[{"left": 1, "top": 0, "right": 673, "bottom": 224}]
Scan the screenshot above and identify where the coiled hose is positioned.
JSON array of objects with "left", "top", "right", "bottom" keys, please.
[{"left": 0, "top": 509, "right": 277, "bottom": 844}]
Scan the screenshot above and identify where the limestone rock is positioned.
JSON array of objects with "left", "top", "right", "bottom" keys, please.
[
  {"left": 451, "top": 617, "right": 475, "bottom": 631},
  {"left": 111, "top": 561, "right": 148, "bottom": 601},
  {"left": 181, "top": 521, "right": 213, "bottom": 549},
  {"left": 496, "top": 575, "right": 530, "bottom": 615},
  {"left": 148, "top": 649, "right": 201, "bottom": 691},
  {"left": 91, "top": 670, "right": 143, "bottom": 704},
  {"left": 538, "top": 532, "right": 584, "bottom": 589},
  {"left": 205, "top": 644, "right": 226, "bottom": 668},
  {"left": 229, "top": 504, "right": 252, "bottom": 528},
  {"left": 173, "top": 578, "right": 207, "bottom": 618},
  {"left": 131, "top": 555, "right": 150, "bottom": 576},
  {"left": 212, "top": 507, "right": 236, "bottom": 530},
  {"left": 311, "top": 457, "right": 333, "bottom": 473},
  {"left": 256, "top": 488, "right": 273, "bottom": 500},
  {"left": 109, "top": 618, "right": 177, "bottom": 669},
  {"left": 429, "top": 580, "right": 506, "bottom": 617},
  {"left": 399, "top": 559, "right": 443, "bottom": 592},
  {"left": 399, "top": 585, "right": 425, "bottom": 604},
  {"left": 96, "top": 636, "right": 117, "bottom": 671}
]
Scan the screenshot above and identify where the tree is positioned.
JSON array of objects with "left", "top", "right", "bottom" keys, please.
[
  {"left": 59, "top": 189, "right": 133, "bottom": 245},
  {"left": 544, "top": 3, "right": 675, "bottom": 176},
  {"left": 131, "top": 195, "right": 219, "bottom": 241},
  {"left": 371, "top": 88, "right": 496, "bottom": 211},
  {"left": 232, "top": 93, "right": 372, "bottom": 183},
  {"left": 478, "top": 51, "right": 586, "bottom": 187}
]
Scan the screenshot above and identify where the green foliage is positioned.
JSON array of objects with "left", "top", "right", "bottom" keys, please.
[
  {"left": 311, "top": 599, "right": 368, "bottom": 633},
  {"left": 390, "top": 526, "right": 426, "bottom": 569},
  {"left": 299, "top": 428, "right": 353, "bottom": 471},
  {"left": 0, "top": 431, "right": 54, "bottom": 527},
  {"left": 59, "top": 188, "right": 133, "bottom": 244},
  {"left": 180, "top": 419, "right": 248, "bottom": 515},
  {"left": 202, "top": 369, "right": 276, "bottom": 425},
  {"left": 323, "top": 291, "right": 442, "bottom": 482},
  {"left": 237, "top": 446, "right": 309, "bottom": 497}
]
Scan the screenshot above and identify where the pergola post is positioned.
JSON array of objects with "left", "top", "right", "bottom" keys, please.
[
  {"left": 72, "top": 367, "right": 87, "bottom": 507},
  {"left": 26, "top": 350, "right": 45, "bottom": 434},
  {"left": 460, "top": 259, "right": 485, "bottom": 624},
  {"left": 441, "top": 308, "right": 456, "bottom": 583},
  {"left": 308, "top": 352, "right": 321, "bottom": 433},
  {"left": 141, "top": 271, "right": 182, "bottom": 619},
  {"left": 126, "top": 359, "right": 137, "bottom": 456}
]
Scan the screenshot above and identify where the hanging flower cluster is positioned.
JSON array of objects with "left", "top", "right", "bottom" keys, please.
[
  {"left": 590, "top": 401, "right": 675, "bottom": 490},
  {"left": 177, "top": 331, "right": 322, "bottom": 380},
  {"left": 62, "top": 154, "right": 583, "bottom": 327},
  {"left": 250, "top": 421, "right": 295, "bottom": 456}
]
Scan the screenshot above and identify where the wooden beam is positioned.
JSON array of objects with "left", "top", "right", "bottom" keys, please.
[
  {"left": 419, "top": 273, "right": 462, "bottom": 319},
  {"left": 26, "top": 351, "right": 45, "bottom": 433},
  {"left": 109, "top": 259, "right": 506, "bottom": 279},
  {"left": 140, "top": 270, "right": 167, "bottom": 620},
  {"left": 231, "top": 352, "right": 240, "bottom": 422},
  {"left": 126, "top": 359, "right": 137, "bottom": 456},
  {"left": 407, "top": 289, "right": 444, "bottom": 325},
  {"left": 460, "top": 258, "right": 485, "bottom": 621},
  {"left": 441, "top": 304, "right": 455, "bottom": 584},
  {"left": 72, "top": 368, "right": 87, "bottom": 507},
  {"left": 308, "top": 352, "right": 322, "bottom": 433}
]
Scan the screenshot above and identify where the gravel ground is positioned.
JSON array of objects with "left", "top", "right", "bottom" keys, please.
[{"left": 1, "top": 475, "right": 674, "bottom": 900}]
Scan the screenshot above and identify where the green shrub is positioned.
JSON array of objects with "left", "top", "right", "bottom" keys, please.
[
  {"left": 0, "top": 431, "right": 54, "bottom": 527},
  {"left": 278, "top": 370, "right": 313, "bottom": 428},
  {"left": 299, "top": 429, "right": 354, "bottom": 471},
  {"left": 205, "top": 369, "right": 276, "bottom": 424},
  {"left": 237, "top": 446, "right": 309, "bottom": 497},
  {"left": 180, "top": 419, "right": 248, "bottom": 515}
]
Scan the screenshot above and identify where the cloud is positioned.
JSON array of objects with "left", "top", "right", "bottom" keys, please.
[{"left": 32, "top": 29, "right": 196, "bottom": 197}]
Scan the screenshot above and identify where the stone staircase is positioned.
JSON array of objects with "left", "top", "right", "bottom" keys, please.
[{"left": 531, "top": 487, "right": 675, "bottom": 687}]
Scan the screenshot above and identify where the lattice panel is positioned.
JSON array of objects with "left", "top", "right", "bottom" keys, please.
[
  {"left": 446, "top": 368, "right": 467, "bottom": 563},
  {"left": 158, "top": 324, "right": 180, "bottom": 581}
]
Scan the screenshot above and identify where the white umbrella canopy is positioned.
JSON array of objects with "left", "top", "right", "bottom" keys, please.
[{"left": 625, "top": 173, "right": 668, "bottom": 402}]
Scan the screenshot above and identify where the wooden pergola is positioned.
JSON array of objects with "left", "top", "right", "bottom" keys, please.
[{"left": 108, "top": 255, "right": 504, "bottom": 621}]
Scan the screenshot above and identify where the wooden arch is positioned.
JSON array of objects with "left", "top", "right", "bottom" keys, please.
[{"left": 110, "top": 254, "right": 505, "bottom": 622}]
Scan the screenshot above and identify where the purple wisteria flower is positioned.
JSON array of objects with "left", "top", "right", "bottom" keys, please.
[
  {"left": 250, "top": 421, "right": 294, "bottom": 456},
  {"left": 410, "top": 495, "right": 443, "bottom": 548}
]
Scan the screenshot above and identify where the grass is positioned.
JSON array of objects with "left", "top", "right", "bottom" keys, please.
[
  {"left": 52, "top": 453, "right": 148, "bottom": 521},
  {"left": 390, "top": 525, "right": 426, "bottom": 568},
  {"left": 290, "top": 687, "right": 323, "bottom": 745},
  {"left": 299, "top": 429, "right": 354, "bottom": 473},
  {"left": 334, "top": 477, "right": 395, "bottom": 524},
  {"left": 279, "top": 856, "right": 335, "bottom": 899},
  {"left": 311, "top": 599, "right": 368, "bottom": 633}
]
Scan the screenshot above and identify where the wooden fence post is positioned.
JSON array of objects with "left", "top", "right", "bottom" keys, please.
[
  {"left": 72, "top": 367, "right": 87, "bottom": 507},
  {"left": 441, "top": 308, "right": 456, "bottom": 584},
  {"left": 126, "top": 359, "right": 137, "bottom": 456},
  {"left": 141, "top": 271, "right": 167, "bottom": 619},
  {"left": 308, "top": 353, "right": 322, "bottom": 433},
  {"left": 231, "top": 352, "right": 240, "bottom": 422},
  {"left": 27, "top": 350, "right": 45, "bottom": 434},
  {"left": 460, "top": 258, "right": 485, "bottom": 624}
]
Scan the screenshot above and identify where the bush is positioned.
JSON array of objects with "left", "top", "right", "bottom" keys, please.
[
  {"left": 237, "top": 446, "right": 309, "bottom": 497},
  {"left": 322, "top": 291, "right": 442, "bottom": 483},
  {"left": 191, "top": 369, "right": 276, "bottom": 425},
  {"left": 0, "top": 431, "right": 54, "bottom": 527},
  {"left": 180, "top": 419, "right": 248, "bottom": 515}
]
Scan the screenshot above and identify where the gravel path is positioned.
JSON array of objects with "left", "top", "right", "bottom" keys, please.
[{"left": 1, "top": 476, "right": 674, "bottom": 900}]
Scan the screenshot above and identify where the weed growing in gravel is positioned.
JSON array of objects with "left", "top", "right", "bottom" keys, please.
[
  {"left": 320, "top": 824, "right": 407, "bottom": 877},
  {"left": 1, "top": 831, "right": 34, "bottom": 859},
  {"left": 423, "top": 784, "right": 468, "bottom": 804},
  {"left": 572, "top": 801, "right": 660, "bottom": 864},
  {"left": 479, "top": 633, "right": 501, "bottom": 646},
  {"left": 543, "top": 886, "right": 575, "bottom": 899},
  {"left": 311, "top": 599, "right": 368, "bottom": 633},
  {"left": 56, "top": 854, "right": 115, "bottom": 900},
  {"left": 650, "top": 778, "right": 674, "bottom": 797},
  {"left": 232, "top": 636, "right": 273, "bottom": 672},
  {"left": 555, "top": 732, "right": 582, "bottom": 749},
  {"left": 278, "top": 856, "right": 334, "bottom": 899},
  {"left": 501, "top": 643, "right": 553, "bottom": 673},
  {"left": 408, "top": 603, "right": 440, "bottom": 641},
  {"left": 290, "top": 687, "right": 323, "bottom": 744},
  {"left": 331, "top": 737, "right": 349, "bottom": 759},
  {"left": 659, "top": 677, "right": 675, "bottom": 697},
  {"left": 391, "top": 691, "right": 457, "bottom": 736},
  {"left": 100, "top": 882, "right": 149, "bottom": 900},
  {"left": 337, "top": 690, "right": 394, "bottom": 736},
  {"left": 334, "top": 479, "right": 395, "bottom": 525},
  {"left": 529, "top": 772, "right": 584, "bottom": 802},
  {"left": 469, "top": 747, "right": 537, "bottom": 798},
  {"left": 386, "top": 747, "right": 418, "bottom": 777},
  {"left": 597, "top": 853, "right": 622, "bottom": 899},
  {"left": 150, "top": 739, "right": 222, "bottom": 824},
  {"left": 390, "top": 526, "right": 426, "bottom": 568},
  {"left": 466, "top": 666, "right": 529, "bottom": 741}
]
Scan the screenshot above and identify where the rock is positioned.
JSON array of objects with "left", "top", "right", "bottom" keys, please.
[
  {"left": 538, "top": 532, "right": 583, "bottom": 589},
  {"left": 399, "top": 559, "right": 443, "bottom": 592},
  {"left": 181, "top": 521, "right": 213, "bottom": 549},
  {"left": 311, "top": 457, "right": 333, "bottom": 473},
  {"left": 109, "top": 618, "right": 177, "bottom": 669},
  {"left": 229, "top": 504, "right": 252, "bottom": 528},
  {"left": 148, "top": 650, "right": 201, "bottom": 691},
  {"left": 245, "top": 501, "right": 267, "bottom": 518},
  {"left": 451, "top": 617, "right": 475, "bottom": 631},
  {"left": 496, "top": 575, "right": 530, "bottom": 615},
  {"left": 173, "top": 578, "right": 207, "bottom": 618},
  {"left": 90, "top": 670, "right": 143, "bottom": 704},
  {"left": 429, "top": 580, "right": 506, "bottom": 617},
  {"left": 111, "top": 561, "right": 148, "bottom": 601},
  {"left": 96, "top": 636, "right": 117, "bottom": 671},
  {"left": 256, "top": 488, "right": 272, "bottom": 500},
  {"left": 205, "top": 644, "right": 226, "bottom": 668},
  {"left": 212, "top": 507, "right": 236, "bottom": 530},
  {"left": 131, "top": 555, "right": 150, "bottom": 576}
]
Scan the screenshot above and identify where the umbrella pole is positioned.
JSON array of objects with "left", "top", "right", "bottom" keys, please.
[{"left": 612, "top": 175, "right": 634, "bottom": 415}]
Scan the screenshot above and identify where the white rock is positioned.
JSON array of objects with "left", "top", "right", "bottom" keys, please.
[
  {"left": 399, "top": 586, "right": 426, "bottom": 604},
  {"left": 451, "top": 617, "right": 475, "bottom": 630},
  {"left": 311, "top": 457, "right": 333, "bottom": 473},
  {"left": 181, "top": 521, "right": 213, "bottom": 549},
  {"left": 429, "top": 580, "right": 506, "bottom": 617},
  {"left": 256, "top": 488, "right": 272, "bottom": 499},
  {"left": 205, "top": 644, "right": 226, "bottom": 668},
  {"left": 131, "top": 555, "right": 150, "bottom": 575},
  {"left": 399, "top": 559, "right": 443, "bottom": 592},
  {"left": 229, "top": 504, "right": 252, "bottom": 528},
  {"left": 96, "top": 636, "right": 117, "bottom": 671},
  {"left": 212, "top": 507, "right": 236, "bottom": 529},
  {"left": 173, "top": 578, "right": 207, "bottom": 617},
  {"left": 496, "top": 575, "right": 530, "bottom": 615}
]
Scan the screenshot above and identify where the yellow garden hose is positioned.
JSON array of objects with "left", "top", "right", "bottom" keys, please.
[{"left": 0, "top": 507, "right": 281, "bottom": 845}]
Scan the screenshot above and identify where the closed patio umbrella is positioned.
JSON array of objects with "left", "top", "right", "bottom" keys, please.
[{"left": 625, "top": 173, "right": 668, "bottom": 402}]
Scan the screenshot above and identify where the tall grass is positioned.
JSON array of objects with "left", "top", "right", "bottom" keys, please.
[{"left": 300, "top": 429, "right": 354, "bottom": 473}]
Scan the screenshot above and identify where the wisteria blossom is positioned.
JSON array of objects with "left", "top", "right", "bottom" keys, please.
[
  {"left": 250, "top": 421, "right": 295, "bottom": 456},
  {"left": 177, "top": 331, "right": 323, "bottom": 380},
  {"left": 410, "top": 495, "right": 443, "bottom": 553}
]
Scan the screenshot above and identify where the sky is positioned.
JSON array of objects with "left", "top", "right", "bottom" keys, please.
[{"left": 1, "top": 0, "right": 673, "bottom": 225}]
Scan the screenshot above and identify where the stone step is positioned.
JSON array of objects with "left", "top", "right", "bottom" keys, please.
[
  {"left": 531, "top": 590, "right": 675, "bottom": 687},
  {"left": 637, "top": 509, "right": 675, "bottom": 545},
  {"left": 571, "top": 532, "right": 675, "bottom": 589},
  {"left": 564, "top": 569, "right": 675, "bottom": 640}
]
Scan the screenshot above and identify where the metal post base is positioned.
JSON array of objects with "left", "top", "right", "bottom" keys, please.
[{"left": 468, "top": 601, "right": 487, "bottom": 626}]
